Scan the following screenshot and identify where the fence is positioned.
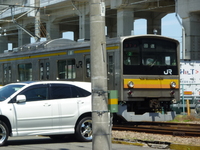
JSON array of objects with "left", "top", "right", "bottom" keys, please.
[{"left": 171, "top": 84, "right": 200, "bottom": 115}]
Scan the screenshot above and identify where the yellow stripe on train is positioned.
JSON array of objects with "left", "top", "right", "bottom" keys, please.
[
  {"left": 74, "top": 46, "right": 119, "bottom": 54},
  {"left": 0, "top": 52, "right": 67, "bottom": 62},
  {"left": 124, "top": 79, "right": 179, "bottom": 89}
]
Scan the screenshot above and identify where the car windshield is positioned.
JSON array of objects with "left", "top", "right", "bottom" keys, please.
[{"left": 0, "top": 84, "right": 25, "bottom": 101}]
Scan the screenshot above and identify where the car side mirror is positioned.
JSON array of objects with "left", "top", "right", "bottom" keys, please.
[{"left": 16, "top": 95, "right": 26, "bottom": 103}]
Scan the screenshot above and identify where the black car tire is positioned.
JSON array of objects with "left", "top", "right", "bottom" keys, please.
[{"left": 0, "top": 121, "right": 8, "bottom": 146}]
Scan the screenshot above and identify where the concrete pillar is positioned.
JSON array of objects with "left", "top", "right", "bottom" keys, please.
[
  {"left": 106, "top": 17, "right": 117, "bottom": 38},
  {"left": 146, "top": 12, "right": 166, "bottom": 35},
  {"left": 46, "top": 22, "right": 61, "bottom": 40},
  {"left": 176, "top": 0, "right": 200, "bottom": 60},
  {"left": 117, "top": 9, "right": 134, "bottom": 36},
  {"left": 79, "top": 14, "right": 90, "bottom": 39},
  {"left": 79, "top": 4, "right": 90, "bottom": 40},
  {"left": 0, "top": 37, "right": 8, "bottom": 53},
  {"left": 18, "top": 29, "right": 30, "bottom": 47},
  {"left": 74, "top": 30, "right": 79, "bottom": 41},
  {"left": 10, "top": 36, "right": 18, "bottom": 48},
  {"left": 177, "top": 0, "right": 200, "bottom": 60},
  {"left": 181, "top": 14, "right": 200, "bottom": 59}
]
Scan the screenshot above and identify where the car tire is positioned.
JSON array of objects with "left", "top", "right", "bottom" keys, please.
[
  {"left": 75, "top": 117, "right": 92, "bottom": 142},
  {"left": 0, "top": 121, "right": 8, "bottom": 146}
]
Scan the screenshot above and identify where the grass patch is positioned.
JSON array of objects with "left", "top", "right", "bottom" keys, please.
[{"left": 169, "top": 115, "right": 200, "bottom": 123}]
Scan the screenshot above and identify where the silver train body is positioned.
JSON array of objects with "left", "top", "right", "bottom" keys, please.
[{"left": 0, "top": 35, "right": 180, "bottom": 122}]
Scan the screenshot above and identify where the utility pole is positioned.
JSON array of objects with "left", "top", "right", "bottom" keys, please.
[{"left": 90, "top": 0, "right": 111, "bottom": 150}]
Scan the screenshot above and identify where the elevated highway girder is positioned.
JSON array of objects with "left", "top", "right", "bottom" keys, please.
[{"left": 0, "top": 0, "right": 199, "bottom": 60}]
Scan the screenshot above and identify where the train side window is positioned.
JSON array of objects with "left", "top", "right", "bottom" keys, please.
[
  {"left": 67, "top": 59, "right": 76, "bottom": 79},
  {"left": 3, "top": 63, "right": 12, "bottom": 84},
  {"left": 108, "top": 55, "right": 113, "bottom": 73},
  {"left": 86, "top": 58, "right": 91, "bottom": 78},
  {"left": 39, "top": 59, "right": 50, "bottom": 80},
  {"left": 40, "top": 63, "right": 44, "bottom": 80},
  {"left": 18, "top": 63, "right": 32, "bottom": 81},
  {"left": 57, "top": 59, "right": 76, "bottom": 79}
]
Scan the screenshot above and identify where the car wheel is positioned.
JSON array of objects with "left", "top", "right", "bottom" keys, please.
[
  {"left": 0, "top": 121, "right": 8, "bottom": 146},
  {"left": 75, "top": 117, "right": 92, "bottom": 142}
]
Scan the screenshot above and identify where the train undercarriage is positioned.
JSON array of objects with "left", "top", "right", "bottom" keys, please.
[{"left": 115, "top": 99, "right": 176, "bottom": 122}]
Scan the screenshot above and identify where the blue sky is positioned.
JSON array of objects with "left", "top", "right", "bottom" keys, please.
[{"left": 135, "top": 13, "right": 182, "bottom": 39}]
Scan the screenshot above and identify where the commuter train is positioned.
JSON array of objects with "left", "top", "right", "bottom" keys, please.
[{"left": 0, "top": 35, "right": 180, "bottom": 122}]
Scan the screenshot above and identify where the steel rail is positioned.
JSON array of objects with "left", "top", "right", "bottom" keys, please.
[{"left": 113, "top": 122, "right": 200, "bottom": 137}]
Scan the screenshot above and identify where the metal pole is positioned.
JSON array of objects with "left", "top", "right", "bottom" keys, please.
[
  {"left": 182, "top": 84, "right": 185, "bottom": 115},
  {"left": 90, "top": 1, "right": 111, "bottom": 150},
  {"left": 186, "top": 99, "right": 190, "bottom": 116}
]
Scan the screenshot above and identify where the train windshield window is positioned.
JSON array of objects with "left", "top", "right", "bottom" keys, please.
[
  {"left": 141, "top": 40, "right": 177, "bottom": 66},
  {"left": 57, "top": 59, "right": 76, "bottom": 79},
  {"left": 123, "top": 37, "right": 178, "bottom": 75},
  {"left": 18, "top": 63, "right": 32, "bottom": 81},
  {"left": 123, "top": 40, "right": 140, "bottom": 65}
]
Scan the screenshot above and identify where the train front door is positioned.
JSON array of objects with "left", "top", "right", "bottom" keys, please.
[{"left": 39, "top": 59, "right": 50, "bottom": 80}]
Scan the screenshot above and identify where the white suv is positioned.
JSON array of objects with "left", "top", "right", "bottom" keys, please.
[{"left": 0, "top": 81, "right": 92, "bottom": 146}]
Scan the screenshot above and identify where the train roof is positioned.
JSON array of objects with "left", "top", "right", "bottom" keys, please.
[
  {"left": 18, "top": 38, "right": 77, "bottom": 51},
  {"left": 3, "top": 35, "right": 179, "bottom": 54},
  {"left": 4, "top": 37, "right": 119, "bottom": 53}
]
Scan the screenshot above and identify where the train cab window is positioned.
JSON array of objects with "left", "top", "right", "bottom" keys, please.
[
  {"left": 123, "top": 40, "right": 140, "bottom": 65},
  {"left": 124, "top": 52, "right": 139, "bottom": 65},
  {"left": 18, "top": 63, "right": 32, "bottom": 81},
  {"left": 57, "top": 59, "right": 76, "bottom": 79}
]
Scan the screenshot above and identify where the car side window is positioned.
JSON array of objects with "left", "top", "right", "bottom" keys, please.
[
  {"left": 50, "top": 84, "right": 91, "bottom": 99},
  {"left": 71, "top": 86, "right": 91, "bottom": 97},
  {"left": 20, "top": 87, "right": 48, "bottom": 102},
  {"left": 50, "top": 86, "right": 71, "bottom": 99}
]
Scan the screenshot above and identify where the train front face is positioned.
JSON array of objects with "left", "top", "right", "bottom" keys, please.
[{"left": 121, "top": 35, "right": 180, "bottom": 117}]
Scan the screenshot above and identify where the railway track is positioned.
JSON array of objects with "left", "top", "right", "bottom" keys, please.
[{"left": 112, "top": 121, "right": 200, "bottom": 137}]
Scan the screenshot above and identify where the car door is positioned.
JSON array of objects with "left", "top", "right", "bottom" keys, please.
[
  {"left": 12, "top": 84, "right": 53, "bottom": 136},
  {"left": 49, "top": 84, "right": 79, "bottom": 132}
]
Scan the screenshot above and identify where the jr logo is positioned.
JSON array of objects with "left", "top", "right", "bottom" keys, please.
[{"left": 164, "top": 69, "right": 172, "bottom": 75}]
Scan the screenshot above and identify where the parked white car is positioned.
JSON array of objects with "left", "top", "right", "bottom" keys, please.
[{"left": 0, "top": 81, "right": 92, "bottom": 146}]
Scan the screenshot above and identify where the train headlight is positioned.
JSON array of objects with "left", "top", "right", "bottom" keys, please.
[
  {"left": 170, "top": 82, "right": 176, "bottom": 88},
  {"left": 127, "top": 81, "right": 134, "bottom": 88}
]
